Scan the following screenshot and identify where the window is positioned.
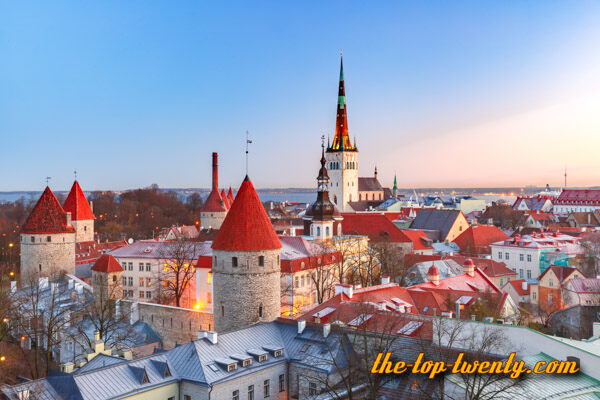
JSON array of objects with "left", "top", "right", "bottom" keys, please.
[
  {"left": 139, "top": 263, "right": 144, "bottom": 271},
  {"left": 232, "top": 390, "right": 239, "bottom": 400},
  {"left": 259, "top": 304, "right": 263, "bottom": 318},
  {"left": 548, "top": 292, "right": 553, "bottom": 304},
  {"left": 128, "top": 290, "right": 133, "bottom": 297},
  {"left": 326, "top": 226, "right": 330, "bottom": 236},
  {"left": 31, "top": 236, "right": 35, "bottom": 243},
  {"left": 227, "top": 363, "right": 237, "bottom": 372},
  {"left": 309, "top": 382, "right": 317, "bottom": 396},
  {"left": 519, "top": 254, "right": 524, "bottom": 262},
  {"left": 498, "top": 252, "right": 502, "bottom": 260},
  {"left": 112, "top": 275, "right": 117, "bottom": 282},
  {"left": 207, "top": 272, "right": 212, "bottom": 284},
  {"left": 139, "top": 278, "right": 144, "bottom": 287},
  {"left": 317, "top": 226, "right": 321, "bottom": 236},
  {"left": 242, "top": 359, "right": 252, "bottom": 367},
  {"left": 128, "top": 277, "right": 133, "bottom": 286},
  {"left": 527, "top": 254, "right": 532, "bottom": 262},
  {"left": 248, "top": 385, "right": 254, "bottom": 400},
  {"left": 146, "top": 263, "right": 151, "bottom": 272},
  {"left": 123, "top": 290, "right": 127, "bottom": 297},
  {"left": 295, "top": 276, "right": 299, "bottom": 288},
  {"left": 533, "top": 291, "right": 537, "bottom": 300},
  {"left": 122, "top": 277, "right": 127, "bottom": 286},
  {"left": 549, "top": 279, "right": 554, "bottom": 287},
  {"left": 301, "top": 275, "right": 305, "bottom": 287},
  {"left": 146, "top": 277, "right": 151, "bottom": 287},
  {"left": 519, "top": 269, "right": 523, "bottom": 279},
  {"left": 258, "top": 354, "right": 268, "bottom": 362},
  {"left": 207, "top": 292, "right": 212, "bottom": 303},
  {"left": 146, "top": 291, "right": 152, "bottom": 299},
  {"left": 221, "top": 306, "right": 225, "bottom": 316},
  {"left": 122, "top": 262, "right": 127, "bottom": 270},
  {"left": 232, "top": 257, "right": 238, "bottom": 267},
  {"left": 46, "top": 236, "right": 51, "bottom": 242},
  {"left": 279, "top": 374, "right": 285, "bottom": 392},
  {"left": 139, "top": 291, "right": 144, "bottom": 298},
  {"left": 128, "top": 262, "right": 133, "bottom": 271},
  {"left": 527, "top": 270, "right": 531, "bottom": 279},
  {"left": 184, "top": 396, "right": 191, "bottom": 400},
  {"left": 274, "top": 349, "right": 283, "bottom": 357},
  {"left": 505, "top": 253, "right": 509, "bottom": 260},
  {"left": 258, "top": 256, "right": 264, "bottom": 266},
  {"left": 264, "top": 379, "right": 270, "bottom": 397},
  {"left": 500, "top": 278, "right": 504, "bottom": 286}
]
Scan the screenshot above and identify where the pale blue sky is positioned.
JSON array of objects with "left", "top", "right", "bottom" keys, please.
[{"left": 2, "top": 1, "right": 600, "bottom": 191}]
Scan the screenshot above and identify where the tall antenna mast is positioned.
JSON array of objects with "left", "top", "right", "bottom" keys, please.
[
  {"left": 564, "top": 166, "right": 567, "bottom": 188},
  {"left": 245, "top": 131, "right": 253, "bottom": 176}
]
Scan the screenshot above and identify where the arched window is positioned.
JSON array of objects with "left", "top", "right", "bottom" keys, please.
[
  {"left": 317, "top": 226, "right": 321, "bottom": 236},
  {"left": 326, "top": 226, "right": 330, "bottom": 236},
  {"left": 259, "top": 304, "right": 263, "bottom": 318}
]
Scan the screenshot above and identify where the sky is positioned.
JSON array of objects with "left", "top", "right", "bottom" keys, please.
[{"left": 2, "top": 1, "right": 600, "bottom": 191}]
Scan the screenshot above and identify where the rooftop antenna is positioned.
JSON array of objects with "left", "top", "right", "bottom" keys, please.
[
  {"left": 245, "top": 131, "right": 252, "bottom": 176},
  {"left": 45, "top": 176, "right": 51, "bottom": 187},
  {"left": 564, "top": 166, "right": 567, "bottom": 188}
]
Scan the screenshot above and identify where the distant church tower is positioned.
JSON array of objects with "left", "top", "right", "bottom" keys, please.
[
  {"left": 200, "top": 152, "right": 229, "bottom": 229},
  {"left": 325, "top": 55, "right": 359, "bottom": 212},
  {"left": 63, "top": 180, "right": 95, "bottom": 243},
  {"left": 211, "top": 176, "right": 282, "bottom": 333},
  {"left": 304, "top": 142, "right": 343, "bottom": 239},
  {"left": 20, "top": 187, "right": 76, "bottom": 281}
]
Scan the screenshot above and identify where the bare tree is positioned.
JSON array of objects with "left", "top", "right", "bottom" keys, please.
[
  {"left": 372, "top": 241, "right": 407, "bottom": 284},
  {"left": 156, "top": 238, "right": 201, "bottom": 307},
  {"left": 346, "top": 246, "right": 381, "bottom": 288}
]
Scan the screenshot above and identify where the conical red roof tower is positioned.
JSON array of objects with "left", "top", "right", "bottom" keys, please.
[
  {"left": 212, "top": 176, "right": 281, "bottom": 251},
  {"left": 201, "top": 152, "right": 227, "bottom": 213},
  {"left": 21, "top": 187, "right": 76, "bottom": 234},
  {"left": 220, "top": 189, "right": 230, "bottom": 209},
  {"left": 63, "top": 180, "right": 95, "bottom": 220},
  {"left": 227, "top": 187, "right": 234, "bottom": 204}
]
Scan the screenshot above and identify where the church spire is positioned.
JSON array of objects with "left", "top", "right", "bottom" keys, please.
[
  {"left": 329, "top": 54, "right": 355, "bottom": 152},
  {"left": 393, "top": 174, "right": 398, "bottom": 198}
]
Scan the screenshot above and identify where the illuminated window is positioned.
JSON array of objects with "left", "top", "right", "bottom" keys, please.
[
  {"left": 139, "top": 278, "right": 144, "bottom": 287},
  {"left": 207, "top": 272, "right": 212, "bottom": 284},
  {"left": 146, "top": 277, "right": 151, "bottom": 287}
]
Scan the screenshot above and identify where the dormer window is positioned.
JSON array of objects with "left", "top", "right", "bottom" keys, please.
[
  {"left": 274, "top": 350, "right": 283, "bottom": 357},
  {"left": 243, "top": 359, "right": 252, "bottom": 367},
  {"left": 259, "top": 354, "right": 268, "bottom": 362},
  {"left": 227, "top": 363, "right": 238, "bottom": 372}
]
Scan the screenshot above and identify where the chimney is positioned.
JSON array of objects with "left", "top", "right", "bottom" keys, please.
[
  {"left": 298, "top": 320, "right": 306, "bottom": 334},
  {"left": 463, "top": 259, "right": 475, "bottom": 277},
  {"left": 198, "top": 330, "right": 207, "bottom": 339},
  {"left": 207, "top": 331, "right": 218, "bottom": 344},
  {"left": 378, "top": 301, "right": 387, "bottom": 311},
  {"left": 94, "top": 331, "right": 100, "bottom": 342},
  {"left": 212, "top": 152, "right": 219, "bottom": 191},
  {"left": 62, "top": 362, "right": 74, "bottom": 373},
  {"left": 90, "top": 200, "right": 94, "bottom": 212},
  {"left": 66, "top": 211, "right": 72, "bottom": 227},
  {"left": 427, "top": 264, "right": 440, "bottom": 286},
  {"left": 323, "top": 323, "right": 331, "bottom": 338},
  {"left": 381, "top": 276, "right": 391, "bottom": 285},
  {"left": 522, "top": 281, "right": 528, "bottom": 291},
  {"left": 334, "top": 284, "right": 353, "bottom": 299},
  {"left": 10, "top": 281, "right": 16, "bottom": 293}
]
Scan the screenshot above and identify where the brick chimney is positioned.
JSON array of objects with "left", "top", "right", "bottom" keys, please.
[
  {"left": 463, "top": 259, "right": 475, "bottom": 277},
  {"left": 212, "top": 152, "right": 219, "bottom": 191},
  {"left": 427, "top": 264, "right": 440, "bottom": 286}
]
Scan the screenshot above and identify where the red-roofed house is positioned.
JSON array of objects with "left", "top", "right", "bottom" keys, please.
[
  {"left": 502, "top": 279, "right": 531, "bottom": 304},
  {"left": 554, "top": 189, "right": 600, "bottom": 214},
  {"left": 399, "top": 229, "right": 433, "bottom": 255},
  {"left": 20, "top": 187, "right": 76, "bottom": 280},
  {"left": 91, "top": 254, "right": 124, "bottom": 301},
  {"left": 538, "top": 265, "right": 585, "bottom": 313},
  {"left": 63, "top": 180, "right": 95, "bottom": 243},
  {"left": 562, "top": 278, "right": 600, "bottom": 307},
  {"left": 452, "top": 225, "right": 509, "bottom": 257}
]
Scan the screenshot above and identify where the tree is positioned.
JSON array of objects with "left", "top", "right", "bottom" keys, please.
[
  {"left": 155, "top": 238, "right": 201, "bottom": 308},
  {"left": 346, "top": 246, "right": 381, "bottom": 288}
]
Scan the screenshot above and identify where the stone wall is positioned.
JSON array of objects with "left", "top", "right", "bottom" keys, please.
[
  {"left": 549, "top": 305, "right": 600, "bottom": 340},
  {"left": 20, "top": 232, "right": 76, "bottom": 281},
  {"left": 200, "top": 211, "right": 227, "bottom": 230},
  {"left": 213, "top": 248, "right": 281, "bottom": 333},
  {"left": 72, "top": 219, "right": 94, "bottom": 243},
  {"left": 119, "top": 300, "right": 213, "bottom": 349}
]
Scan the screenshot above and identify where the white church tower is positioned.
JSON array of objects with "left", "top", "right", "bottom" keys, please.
[{"left": 325, "top": 55, "right": 358, "bottom": 212}]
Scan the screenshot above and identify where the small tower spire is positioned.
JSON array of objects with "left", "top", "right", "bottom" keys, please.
[
  {"left": 393, "top": 174, "right": 398, "bottom": 198},
  {"left": 330, "top": 54, "right": 353, "bottom": 151}
]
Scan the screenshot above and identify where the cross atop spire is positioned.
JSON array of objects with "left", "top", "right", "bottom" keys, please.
[{"left": 328, "top": 54, "right": 356, "bottom": 152}]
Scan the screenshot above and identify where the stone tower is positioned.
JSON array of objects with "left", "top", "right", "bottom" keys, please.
[
  {"left": 200, "top": 152, "right": 229, "bottom": 229},
  {"left": 325, "top": 55, "right": 359, "bottom": 212},
  {"left": 63, "top": 180, "right": 95, "bottom": 243},
  {"left": 304, "top": 142, "right": 343, "bottom": 239},
  {"left": 91, "top": 254, "right": 123, "bottom": 304},
  {"left": 20, "top": 187, "right": 76, "bottom": 282},
  {"left": 211, "top": 176, "right": 282, "bottom": 333}
]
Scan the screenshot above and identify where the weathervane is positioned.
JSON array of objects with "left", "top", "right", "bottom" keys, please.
[
  {"left": 74, "top": 170, "right": 77, "bottom": 180},
  {"left": 45, "top": 176, "right": 51, "bottom": 186},
  {"left": 245, "top": 131, "right": 252, "bottom": 176},
  {"left": 321, "top": 134, "right": 325, "bottom": 149}
]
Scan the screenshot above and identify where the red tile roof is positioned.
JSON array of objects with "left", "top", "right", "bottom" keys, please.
[
  {"left": 400, "top": 229, "right": 433, "bottom": 250},
  {"left": 212, "top": 176, "right": 281, "bottom": 251},
  {"left": 539, "top": 265, "right": 580, "bottom": 283},
  {"left": 21, "top": 187, "right": 76, "bottom": 234},
  {"left": 91, "top": 254, "right": 124, "bottom": 273},
  {"left": 75, "top": 240, "right": 128, "bottom": 265},
  {"left": 220, "top": 189, "right": 230, "bottom": 209},
  {"left": 63, "top": 180, "right": 95, "bottom": 221},
  {"left": 452, "top": 225, "right": 509, "bottom": 255},
  {"left": 556, "top": 189, "right": 600, "bottom": 205},
  {"left": 341, "top": 213, "right": 411, "bottom": 243},
  {"left": 201, "top": 188, "right": 227, "bottom": 213},
  {"left": 506, "top": 279, "right": 530, "bottom": 296},
  {"left": 403, "top": 253, "right": 515, "bottom": 278}
]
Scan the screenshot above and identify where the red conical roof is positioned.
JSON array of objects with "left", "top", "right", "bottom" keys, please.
[
  {"left": 220, "top": 189, "right": 230, "bottom": 209},
  {"left": 91, "top": 254, "right": 124, "bottom": 273},
  {"left": 63, "top": 180, "right": 95, "bottom": 221},
  {"left": 201, "top": 188, "right": 227, "bottom": 213},
  {"left": 21, "top": 187, "right": 76, "bottom": 234},
  {"left": 227, "top": 187, "right": 234, "bottom": 204},
  {"left": 212, "top": 176, "right": 281, "bottom": 251}
]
